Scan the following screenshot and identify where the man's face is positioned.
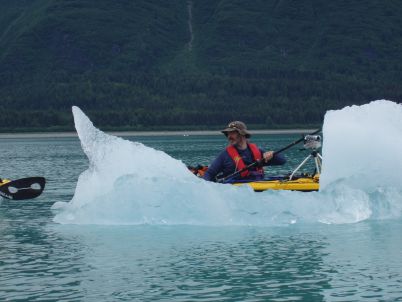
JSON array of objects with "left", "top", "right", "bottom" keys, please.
[{"left": 227, "top": 131, "right": 242, "bottom": 146}]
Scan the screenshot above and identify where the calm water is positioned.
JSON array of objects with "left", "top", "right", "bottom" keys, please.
[{"left": 1, "top": 135, "right": 401, "bottom": 301}]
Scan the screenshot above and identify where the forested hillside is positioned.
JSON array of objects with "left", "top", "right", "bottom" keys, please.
[{"left": 0, "top": 0, "right": 401, "bottom": 130}]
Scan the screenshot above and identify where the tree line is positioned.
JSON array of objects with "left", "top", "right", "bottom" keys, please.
[{"left": 1, "top": 68, "right": 400, "bottom": 131}]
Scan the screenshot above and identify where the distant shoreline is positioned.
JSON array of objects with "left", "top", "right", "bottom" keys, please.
[{"left": 0, "top": 129, "right": 316, "bottom": 139}]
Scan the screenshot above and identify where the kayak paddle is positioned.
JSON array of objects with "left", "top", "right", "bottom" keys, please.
[
  {"left": 217, "top": 129, "right": 321, "bottom": 183},
  {"left": 0, "top": 177, "right": 46, "bottom": 200}
]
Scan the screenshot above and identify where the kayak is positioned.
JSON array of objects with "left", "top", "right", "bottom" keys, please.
[
  {"left": 0, "top": 177, "right": 46, "bottom": 200},
  {"left": 189, "top": 133, "right": 322, "bottom": 192},
  {"left": 189, "top": 165, "right": 319, "bottom": 192},
  {"left": 231, "top": 175, "right": 319, "bottom": 192}
]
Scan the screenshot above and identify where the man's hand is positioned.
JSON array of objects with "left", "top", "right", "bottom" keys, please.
[{"left": 263, "top": 151, "right": 274, "bottom": 162}]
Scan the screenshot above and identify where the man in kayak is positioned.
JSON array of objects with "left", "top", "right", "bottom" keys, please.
[{"left": 203, "top": 121, "right": 286, "bottom": 182}]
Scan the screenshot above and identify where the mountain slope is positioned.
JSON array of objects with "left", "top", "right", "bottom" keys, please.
[{"left": 0, "top": 0, "right": 401, "bottom": 130}]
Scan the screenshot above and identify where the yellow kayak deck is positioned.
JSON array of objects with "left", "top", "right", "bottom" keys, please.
[
  {"left": 0, "top": 179, "right": 11, "bottom": 186},
  {"left": 232, "top": 176, "right": 319, "bottom": 192}
]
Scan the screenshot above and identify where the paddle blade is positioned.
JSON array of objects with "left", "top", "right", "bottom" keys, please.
[{"left": 0, "top": 177, "right": 46, "bottom": 200}]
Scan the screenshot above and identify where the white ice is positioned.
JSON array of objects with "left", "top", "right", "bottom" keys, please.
[{"left": 52, "top": 100, "right": 402, "bottom": 225}]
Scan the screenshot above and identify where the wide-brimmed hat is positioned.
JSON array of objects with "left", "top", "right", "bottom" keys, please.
[{"left": 221, "top": 121, "right": 251, "bottom": 138}]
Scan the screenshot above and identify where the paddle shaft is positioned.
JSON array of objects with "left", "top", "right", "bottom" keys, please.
[
  {"left": 217, "top": 129, "right": 321, "bottom": 183},
  {"left": 273, "top": 128, "right": 321, "bottom": 154}
]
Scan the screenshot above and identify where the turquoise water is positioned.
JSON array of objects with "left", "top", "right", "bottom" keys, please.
[{"left": 1, "top": 134, "right": 402, "bottom": 301}]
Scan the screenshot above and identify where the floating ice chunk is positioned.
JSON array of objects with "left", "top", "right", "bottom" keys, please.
[
  {"left": 321, "top": 100, "right": 402, "bottom": 191},
  {"left": 53, "top": 102, "right": 402, "bottom": 225}
]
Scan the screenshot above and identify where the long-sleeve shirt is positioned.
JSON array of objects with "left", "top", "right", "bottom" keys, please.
[{"left": 203, "top": 145, "right": 286, "bottom": 182}]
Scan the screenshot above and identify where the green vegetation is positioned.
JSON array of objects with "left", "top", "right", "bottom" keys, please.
[{"left": 0, "top": 0, "right": 401, "bottom": 131}]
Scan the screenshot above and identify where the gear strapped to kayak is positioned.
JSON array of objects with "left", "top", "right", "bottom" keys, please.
[
  {"left": 188, "top": 131, "right": 322, "bottom": 192},
  {"left": 0, "top": 177, "right": 46, "bottom": 200}
]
